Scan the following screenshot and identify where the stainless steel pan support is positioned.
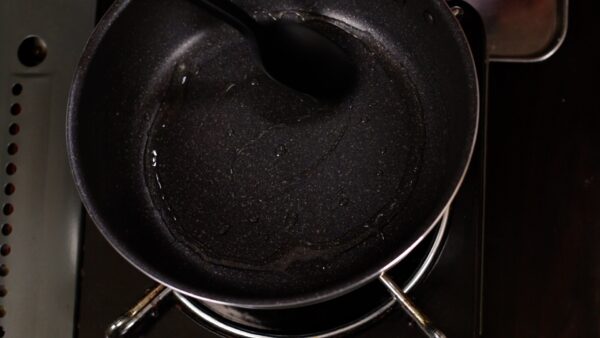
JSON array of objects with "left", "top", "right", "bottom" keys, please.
[{"left": 105, "top": 209, "right": 450, "bottom": 338}]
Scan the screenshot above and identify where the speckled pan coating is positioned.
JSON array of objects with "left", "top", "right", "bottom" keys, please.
[{"left": 67, "top": 0, "right": 478, "bottom": 308}]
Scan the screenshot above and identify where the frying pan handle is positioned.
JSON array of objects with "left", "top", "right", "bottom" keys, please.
[
  {"left": 379, "top": 274, "right": 447, "bottom": 338},
  {"left": 105, "top": 284, "right": 173, "bottom": 338}
]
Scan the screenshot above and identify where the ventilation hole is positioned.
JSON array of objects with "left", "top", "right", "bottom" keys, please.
[
  {"left": 7, "top": 143, "right": 18, "bottom": 155},
  {"left": 0, "top": 245, "right": 10, "bottom": 256},
  {"left": 1, "top": 224, "right": 11, "bottom": 236},
  {"left": 0, "top": 265, "right": 8, "bottom": 277},
  {"left": 9, "top": 123, "right": 19, "bottom": 135},
  {"left": 0, "top": 326, "right": 5, "bottom": 337},
  {"left": 10, "top": 103, "right": 21, "bottom": 116},
  {"left": 2, "top": 204, "right": 13, "bottom": 216},
  {"left": 11, "top": 83, "right": 22, "bottom": 96},
  {"left": 5, "top": 164, "right": 16, "bottom": 176},
  {"left": 18, "top": 36, "right": 48, "bottom": 67},
  {"left": 0, "top": 306, "right": 5, "bottom": 318},
  {"left": 4, "top": 184, "right": 14, "bottom": 196},
  {"left": 0, "top": 286, "right": 6, "bottom": 297}
]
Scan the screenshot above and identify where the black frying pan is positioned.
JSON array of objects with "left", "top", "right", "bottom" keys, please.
[{"left": 67, "top": 0, "right": 478, "bottom": 310}]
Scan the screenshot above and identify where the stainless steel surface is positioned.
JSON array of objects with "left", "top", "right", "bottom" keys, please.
[
  {"left": 175, "top": 292, "right": 393, "bottom": 338},
  {"left": 163, "top": 208, "right": 450, "bottom": 338},
  {"left": 466, "top": 0, "right": 568, "bottom": 62},
  {"left": 379, "top": 274, "right": 446, "bottom": 338},
  {"left": 0, "top": 0, "right": 95, "bottom": 337},
  {"left": 402, "top": 207, "right": 449, "bottom": 292},
  {"left": 106, "top": 284, "right": 171, "bottom": 338}
]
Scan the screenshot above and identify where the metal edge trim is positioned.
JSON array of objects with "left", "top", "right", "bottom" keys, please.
[
  {"left": 490, "top": 0, "right": 569, "bottom": 63},
  {"left": 403, "top": 207, "right": 449, "bottom": 293}
]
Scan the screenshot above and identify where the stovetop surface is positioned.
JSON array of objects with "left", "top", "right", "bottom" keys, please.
[
  {"left": 80, "top": 0, "right": 597, "bottom": 335},
  {"left": 5, "top": 1, "right": 599, "bottom": 338},
  {"left": 77, "top": 1, "right": 488, "bottom": 337},
  {"left": 74, "top": 0, "right": 586, "bottom": 337}
]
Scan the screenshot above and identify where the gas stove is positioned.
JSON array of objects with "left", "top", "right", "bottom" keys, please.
[{"left": 0, "top": 0, "right": 570, "bottom": 337}]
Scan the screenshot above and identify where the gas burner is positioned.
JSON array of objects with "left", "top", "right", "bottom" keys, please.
[{"left": 107, "top": 210, "right": 449, "bottom": 338}]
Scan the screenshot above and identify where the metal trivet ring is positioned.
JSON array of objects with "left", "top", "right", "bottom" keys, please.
[{"left": 107, "top": 208, "right": 450, "bottom": 338}]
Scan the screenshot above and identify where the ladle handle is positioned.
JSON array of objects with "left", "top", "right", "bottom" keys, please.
[
  {"left": 194, "top": 0, "right": 261, "bottom": 35},
  {"left": 379, "top": 273, "right": 447, "bottom": 338}
]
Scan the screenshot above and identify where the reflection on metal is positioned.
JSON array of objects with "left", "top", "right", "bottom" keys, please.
[
  {"left": 377, "top": 209, "right": 450, "bottom": 338},
  {"left": 465, "top": 0, "right": 568, "bottom": 62},
  {"left": 403, "top": 207, "right": 449, "bottom": 292},
  {"left": 0, "top": 0, "right": 95, "bottom": 337},
  {"left": 168, "top": 208, "right": 450, "bottom": 338},
  {"left": 380, "top": 274, "right": 446, "bottom": 338},
  {"left": 105, "top": 284, "right": 170, "bottom": 338}
]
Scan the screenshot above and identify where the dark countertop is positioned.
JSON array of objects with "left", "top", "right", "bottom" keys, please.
[{"left": 483, "top": 0, "right": 600, "bottom": 337}]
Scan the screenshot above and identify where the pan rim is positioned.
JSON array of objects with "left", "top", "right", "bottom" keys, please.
[{"left": 66, "top": 0, "right": 480, "bottom": 309}]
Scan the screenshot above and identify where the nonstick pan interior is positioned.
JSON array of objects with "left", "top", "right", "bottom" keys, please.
[{"left": 68, "top": 0, "right": 478, "bottom": 307}]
